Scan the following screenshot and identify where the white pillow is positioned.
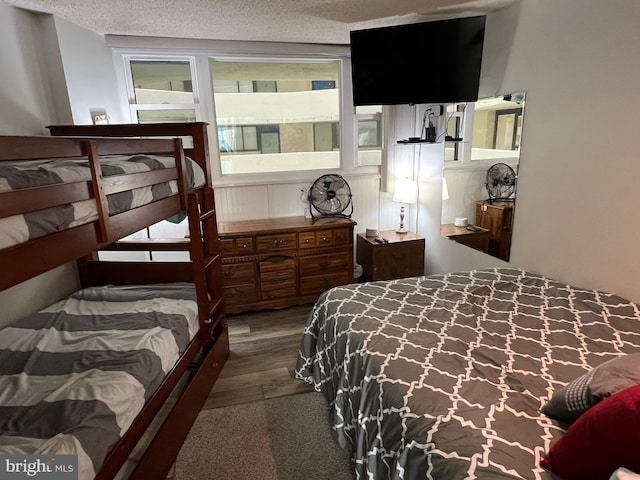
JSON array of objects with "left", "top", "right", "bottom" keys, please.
[{"left": 610, "top": 468, "right": 640, "bottom": 480}]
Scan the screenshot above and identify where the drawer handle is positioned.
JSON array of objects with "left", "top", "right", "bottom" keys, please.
[
  {"left": 241, "top": 243, "right": 248, "bottom": 248},
  {"left": 304, "top": 239, "right": 310, "bottom": 243},
  {"left": 272, "top": 239, "right": 283, "bottom": 246},
  {"left": 321, "top": 237, "right": 328, "bottom": 241}
]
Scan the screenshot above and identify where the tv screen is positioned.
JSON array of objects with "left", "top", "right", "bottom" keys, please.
[{"left": 350, "top": 16, "right": 486, "bottom": 106}]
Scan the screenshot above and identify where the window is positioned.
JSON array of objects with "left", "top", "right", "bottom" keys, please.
[
  {"left": 356, "top": 105, "right": 383, "bottom": 166},
  {"left": 445, "top": 93, "right": 525, "bottom": 163},
  {"left": 210, "top": 59, "right": 342, "bottom": 175},
  {"left": 115, "top": 46, "right": 380, "bottom": 183},
  {"left": 126, "top": 58, "right": 199, "bottom": 124},
  {"left": 469, "top": 93, "right": 524, "bottom": 161}
]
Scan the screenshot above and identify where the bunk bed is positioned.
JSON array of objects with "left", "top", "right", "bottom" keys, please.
[
  {"left": 296, "top": 268, "right": 640, "bottom": 480},
  {"left": 0, "top": 122, "right": 228, "bottom": 480}
]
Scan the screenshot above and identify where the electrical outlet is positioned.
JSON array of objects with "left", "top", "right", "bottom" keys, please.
[{"left": 425, "top": 105, "right": 444, "bottom": 117}]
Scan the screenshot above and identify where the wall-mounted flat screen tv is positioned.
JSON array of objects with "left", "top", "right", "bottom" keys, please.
[{"left": 350, "top": 16, "right": 486, "bottom": 106}]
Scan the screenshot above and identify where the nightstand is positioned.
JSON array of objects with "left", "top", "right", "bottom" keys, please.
[
  {"left": 356, "top": 230, "right": 425, "bottom": 282},
  {"left": 441, "top": 223, "right": 490, "bottom": 253},
  {"left": 475, "top": 201, "right": 514, "bottom": 261}
]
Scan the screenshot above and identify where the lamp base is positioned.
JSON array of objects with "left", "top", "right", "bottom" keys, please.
[{"left": 396, "top": 227, "right": 409, "bottom": 234}]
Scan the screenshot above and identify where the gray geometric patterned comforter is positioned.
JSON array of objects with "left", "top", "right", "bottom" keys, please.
[
  {"left": 0, "top": 154, "right": 205, "bottom": 250},
  {"left": 296, "top": 268, "right": 640, "bottom": 480},
  {"left": 0, "top": 283, "right": 199, "bottom": 480}
]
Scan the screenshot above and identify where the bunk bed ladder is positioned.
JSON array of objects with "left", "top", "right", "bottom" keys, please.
[{"left": 187, "top": 187, "right": 225, "bottom": 343}]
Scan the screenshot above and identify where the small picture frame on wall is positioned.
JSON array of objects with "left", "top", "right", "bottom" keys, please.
[{"left": 90, "top": 108, "right": 109, "bottom": 125}]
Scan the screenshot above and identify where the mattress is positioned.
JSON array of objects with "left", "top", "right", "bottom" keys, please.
[
  {"left": 0, "top": 154, "right": 205, "bottom": 250},
  {"left": 296, "top": 268, "right": 640, "bottom": 480},
  {"left": 0, "top": 283, "right": 200, "bottom": 480}
]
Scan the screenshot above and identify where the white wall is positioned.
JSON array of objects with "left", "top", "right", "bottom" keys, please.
[
  {"left": 427, "top": 0, "right": 640, "bottom": 303},
  {"left": 53, "top": 16, "right": 126, "bottom": 124},
  {"left": 0, "top": 3, "right": 59, "bottom": 134},
  {"left": 0, "top": 2, "right": 79, "bottom": 326}
]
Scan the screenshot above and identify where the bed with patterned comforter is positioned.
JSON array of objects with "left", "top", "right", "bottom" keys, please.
[
  {"left": 0, "top": 283, "right": 199, "bottom": 480},
  {"left": 0, "top": 154, "right": 205, "bottom": 250},
  {"left": 296, "top": 268, "right": 640, "bottom": 480}
]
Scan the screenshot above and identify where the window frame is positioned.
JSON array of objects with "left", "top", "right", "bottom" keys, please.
[
  {"left": 443, "top": 95, "right": 525, "bottom": 172},
  {"left": 112, "top": 45, "right": 380, "bottom": 188},
  {"left": 121, "top": 55, "right": 202, "bottom": 124}
]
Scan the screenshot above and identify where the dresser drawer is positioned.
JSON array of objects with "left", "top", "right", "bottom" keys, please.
[
  {"left": 223, "top": 284, "right": 258, "bottom": 305},
  {"left": 333, "top": 228, "right": 352, "bottom": 245},
  {"left": 222, "top": 262, "right": 255, "bottom": 285},
  {"left": 261, "top": 278, "right": 297, "bottom": 299},
  {"left": 255, "top": 233, "right": 297, "bottom": 253},
  {"left": 298, "top": 232, "right": 317, "bottom": 249},
  {"left": 220, "top": 237, "right": 254, "bottom": 255},
  {"left": 315, "top": 230, "right": 333, "bottom": 246},
  {"left": 299, "top": 229, "right": 352, "bottom": 249},
  {"left": 298, "top": 230, "right": 332, "bottom": 249},
  {"left": 300, "top": 272, "right": 350, "bottom": 296},
  {"left": 299, "top": 251, "right": 350, "bottom": 277},
  {"left": 259, "top": 256, "right": 295, "bottom": 281}
]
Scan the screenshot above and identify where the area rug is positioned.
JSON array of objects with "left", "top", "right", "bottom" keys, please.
[{"left": 174, "top": 391, "right": 354, "bottom": 480}]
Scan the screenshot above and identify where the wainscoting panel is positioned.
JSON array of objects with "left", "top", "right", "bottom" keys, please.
[{"left": 213, "top": 175, "right": 381, "bottom": 234}]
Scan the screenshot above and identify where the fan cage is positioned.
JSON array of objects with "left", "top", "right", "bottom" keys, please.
[
  {"left": 307, "top": 174, "right": 353, "bottom": 221},
  {"left": 485, "top": 163, "right": 516, "bottom": 204}
]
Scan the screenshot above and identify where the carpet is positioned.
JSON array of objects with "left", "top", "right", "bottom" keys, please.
[{"left": 174, "top": 391, "right": 354, "bottom": 480}]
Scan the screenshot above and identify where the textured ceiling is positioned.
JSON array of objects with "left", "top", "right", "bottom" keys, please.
[{"left": 5, "top": 0, "right": 519, "bottom": 44}]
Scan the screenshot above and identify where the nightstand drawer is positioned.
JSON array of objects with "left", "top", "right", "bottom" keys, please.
[{"left": 256, "top": 233, "right": 297, "bottom": 253}]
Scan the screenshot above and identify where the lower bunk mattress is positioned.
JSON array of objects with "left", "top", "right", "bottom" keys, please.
[
  {"left": 296, "top": 268, "right": 640, "bottom": 480},
  {"left": 0, "top": 283, "right": 200, "bottom": 479}
]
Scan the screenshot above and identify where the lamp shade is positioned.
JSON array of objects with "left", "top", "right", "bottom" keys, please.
[{"left": 393, "top": 178, "right": 418, "bottom": 204}]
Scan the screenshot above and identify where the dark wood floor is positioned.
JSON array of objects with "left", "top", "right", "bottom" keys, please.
[{"left": 203, "top": 303, "right": 316, "bottom": 409}]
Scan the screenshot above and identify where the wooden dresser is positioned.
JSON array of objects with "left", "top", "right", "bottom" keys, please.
[
  {"left": 475, "top": 200, "right": 515, "bottom": 261},
  {"left": 218, "top": 216, "right": 355, "bottom": 313}
]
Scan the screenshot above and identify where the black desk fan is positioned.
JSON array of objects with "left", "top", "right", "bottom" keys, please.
[
  {"left": 485, "top": 163, "right": 516, "bottom": 203},
  {"left": 307, "top": 174, "right": 353, "bottom": 220}
]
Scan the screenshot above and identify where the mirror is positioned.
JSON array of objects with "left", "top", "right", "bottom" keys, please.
[{"left": 440, "top": 92, "right": 525, "bottom": 261}]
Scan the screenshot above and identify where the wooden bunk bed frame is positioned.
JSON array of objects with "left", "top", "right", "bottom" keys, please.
[{"left": 0, "top": 122, "right": 228, "bottom": 479}]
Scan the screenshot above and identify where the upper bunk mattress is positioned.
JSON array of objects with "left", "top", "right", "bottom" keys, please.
[
  {"left": 0, "top": 283, "right": 200, "bottom": 480},
  {"left": 0, "top": 154, "right": 206, "bottom": 250}
]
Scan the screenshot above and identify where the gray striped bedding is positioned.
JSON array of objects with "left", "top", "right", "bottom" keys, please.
[
  {"left": 0, "top": 154, "right": 205, "bottom": 250},
  {"left": 0, "top": 283, "right": 199, "bottom": 480}
]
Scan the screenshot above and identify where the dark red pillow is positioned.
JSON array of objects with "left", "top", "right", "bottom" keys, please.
[{"left": 541, "top": 384, "right": 640, "bottom": 480}]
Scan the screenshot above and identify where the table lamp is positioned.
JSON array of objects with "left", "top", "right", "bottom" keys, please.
[{"left": 392, "top": 178, "right": 418, "bottom": 233}]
